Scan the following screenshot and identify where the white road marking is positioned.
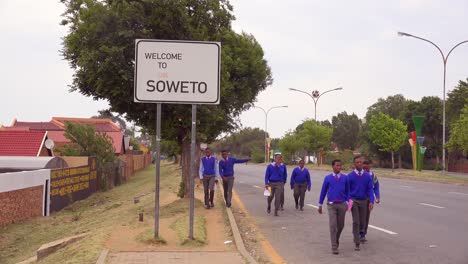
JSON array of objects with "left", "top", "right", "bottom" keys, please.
[
  {"left": 306, "top": 204, "right": 319, "bottom": 209},
  {"left": 239, "top": 181, "right": 245, "bottom": 183},
  {"left": 419, "top": 203, "right": 445, "bottom": 209},
  {"left": 448, "top": 191, "right": 468, "bottom": 196},
  {"left": 368, "top": 225, "right": 398, "bottom": 235},
  {"left": 401, "top": 185, "right": 412, "bottom": 188},
  {"left": 252, "top": 185, "right": 262, "bottom": 189}
]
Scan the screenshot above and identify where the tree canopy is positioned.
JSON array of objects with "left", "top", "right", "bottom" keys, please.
[
  {"left": 56, "top": 122, "right": 116, "bottom": 166},
  {"left": 368, "top": 113, "right": 407, "bottom": 171},
  {"left": 447, "top": 104, "right": 468, "bottom": 155},
  {"left": 60, "top": 0, "right": 272, "bottom": 196},
  {"left": 331, "top": 111, "right": 361, "bottom": 150},
  {"left": 446, "top": 79, "right": 468, "bottom": 125}
]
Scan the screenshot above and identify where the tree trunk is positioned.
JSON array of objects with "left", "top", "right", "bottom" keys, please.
[
  {"left": 181, "top": 140, "right": 192, "bottom": 198},
  {"left": 391, "top": 151, "right": 395, "bottom": 172},
  {"left": 398, "top": 153, "right": 402, "bottom": 169},
  {"left": 436, "top": 153, "right": 440, "bottom": 166}
]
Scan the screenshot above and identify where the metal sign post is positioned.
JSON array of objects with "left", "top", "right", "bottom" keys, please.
[
  {"left": 154, "top": 103, "right": 161, "bottom": 238},
  {"left": 134, "top": 39, "right": 220, "bottom": 241},
  {"left": 189, "top": 104, "right": 197, "bottom": 239}
]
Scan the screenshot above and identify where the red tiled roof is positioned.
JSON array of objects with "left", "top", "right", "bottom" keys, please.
[
  {"left": 48, "top": 130, "right": 124, "bottom": 154},
  {"left": 0, "top": 131, "right": 47, "bottom": 156},
  {"left": 105, "top": 131, "right": 124, "bottom": 154},
  {"left": 52, "top": 117, "right": 121, "bottom": 132},
  {"left": 47, "top": 131, "right": 69, "bottom": 143},
  {"left": 14, "top": 121, "right": 63, "bottom": 131}
]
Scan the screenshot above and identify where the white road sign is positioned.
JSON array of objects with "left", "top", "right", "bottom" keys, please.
[{"left": 134, "top": 39, "right": 220, "bottom": 104}]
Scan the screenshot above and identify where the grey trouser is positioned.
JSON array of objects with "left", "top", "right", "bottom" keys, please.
[
  {"left": 327, "top": 203, "right": 347, "bottom": 249},
  {"left": 280, "top": 183, "right": 285, "bottom": 207},
  {"left": 267, "top": 182, "right": 284, "bottom": 212},
  {"left": 293, "top": 183, "right": 307, "bottom": 208},
  {"left": 203, "top": 175, "right": 216, "bottom": 205},
  {"left": 364, "top": 198, "right": 372, "bottom": 235},
  {"left": 351, "top": 199, "right": 369, "bottom": 244},
  {"left": 222, "top": 176, "right": 235, "bottom": 205}
]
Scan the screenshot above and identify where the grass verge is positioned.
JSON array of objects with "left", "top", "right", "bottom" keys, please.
[
  {"left": 135, "top": 228, "right": 167, "bottom": 245},
  {"left": 0, "top": 162, "right": 179, "bottom": 264},
  {"left": 170, "top": 215, "right": 206, "bottom": 247}
]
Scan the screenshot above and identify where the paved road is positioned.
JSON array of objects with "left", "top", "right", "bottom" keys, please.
[{"left": 233, "top": 164, "right": 468, "bottom": 264}]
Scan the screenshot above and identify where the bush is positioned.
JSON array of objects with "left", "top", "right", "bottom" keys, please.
[
  {"left": 177, "top": 181, "right": 185, "bottom": 198},
  {"left": 326, "top": 149, "right": 355, "bottom": 170}
]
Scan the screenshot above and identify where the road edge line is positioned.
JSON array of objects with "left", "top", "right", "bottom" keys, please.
[{"left": 232, "top": 190, "right": 286, "bottom": 264}]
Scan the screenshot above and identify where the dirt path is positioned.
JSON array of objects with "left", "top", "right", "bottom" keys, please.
[{"left": 105, "top": 178, "right": 235, "bottom": 252}]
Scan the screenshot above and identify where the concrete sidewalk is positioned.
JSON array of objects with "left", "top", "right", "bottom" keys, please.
[{"left": 107, "top": 251, "right": 245, "bottom": 264}]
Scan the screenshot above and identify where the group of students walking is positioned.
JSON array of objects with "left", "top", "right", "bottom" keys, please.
[{"left": 199, "top": 148, "right": 380, "bottom": 255}]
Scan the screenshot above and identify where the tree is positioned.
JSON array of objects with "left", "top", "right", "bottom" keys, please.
[
  {"left": 296, "top": 120, "right": 333, "bottom": 165},
  {"left": 56, "top": 122, "right": 116, "bottom": 166},
  {"left": 331, "top": 112, "right": 361, "bottom": 150},
  {"left": 363, "top": 94, "right": 408, "bottom": 167},
  {"left": 279, "top": 132, "right": 304, "bottom": 164},
  {"left": 61, "top": 0, "right": 272, "bottom": 197},
  {"left": 447, "top": 105, "right": 468, "bottom": 155},
  {"left": 365, "top": 94, "right": 408, "bottom": 122},
  {"left": 368, "top": 113, "right": 407, "bottom": 171},
  {"left": 212, "top": 127, "right": 265, "bottom": 162},
  {"left": 446, "top": 79, "right": 468, "bottom": 125}
]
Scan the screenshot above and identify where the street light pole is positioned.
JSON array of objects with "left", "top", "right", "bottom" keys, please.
[
  {"left": 398, "top": 31, "right": 468, "bottom": 174},
  {"left": 289, "top": 87, "right": 343, "bottom": 121},
  {"left": 254, "top": 105, "right": 288, "bottom": 163}
]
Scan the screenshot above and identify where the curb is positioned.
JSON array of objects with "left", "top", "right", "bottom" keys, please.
[
  {"left": 96, "top": 248, "right": 109, "bottom": 264},
  {"left": 226, "top": 207, "right": 257, "bottom": 264}
]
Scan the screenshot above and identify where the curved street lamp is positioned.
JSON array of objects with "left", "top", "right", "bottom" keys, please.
[
  {"left": 289, "top": 87, "right": 343, "bottom": 121},
  {"left": 398, "top": 31, "right": 468, "bottom": 174},
  {"left": 254, "top": 105, "right": 288, "bottom": 163}
]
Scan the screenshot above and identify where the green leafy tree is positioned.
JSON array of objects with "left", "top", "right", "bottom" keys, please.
[
  {"left": 368, "top": 113, "right": 407, "bottom": 171},
  {"left": 60, "top": 0, "right": 272, "bottom": 197},
  {"left": 295, "top": 120, "right": 332, "bottom": 165},
  {"left": 363, "top": 94, "right": 408, "bottom": 167},
  {"left": 331, "top": 111, "right": 361, "bottom": 150},
  {"left": 446, "top": 79, "right": 468, "bottom": 125},
  {"left": 56, "top": 122, "right": 116, "bottom": 166},
  {"left": 447, "top": 105, "right": 468, "bottom": 155},
  {"left": 279, "top": 132, "right": 305, "bottom": 164},
  {"left": 365, "top": 94, "right": 408, "bottom": 122},
  {"left": 298, "top": 120, "right": 333, "bottom": 152},
  {"left": 212, "top": 127, "right": 264, "bottom": 161}
]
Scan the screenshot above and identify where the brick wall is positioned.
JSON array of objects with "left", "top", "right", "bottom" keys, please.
[{"left": 0, "top": 185, "right": 43, "bottom": 227}]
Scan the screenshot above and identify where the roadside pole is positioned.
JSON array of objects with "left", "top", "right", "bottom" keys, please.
[
  {"left": 154, "top": 103, "right": 161, "bottom": 238},
  {"left": 134, "top": 39, "right": 220, "bottom": 241},
  {"left": 189, "top": 104, "right": 197, "bottom": 239}
]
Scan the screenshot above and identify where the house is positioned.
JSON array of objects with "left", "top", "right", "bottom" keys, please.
[
  {"left": 10, "top": 117, "right": 127, "bottom": 155},
  {"left": 0, "top": 130, "right": 52, "bottom": 157}
]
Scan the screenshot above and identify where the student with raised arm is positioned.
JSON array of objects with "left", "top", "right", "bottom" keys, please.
[
  {"left": 318, "top": 159, "right": 349, "bottom": 255},
  {"left": 218, "top": 150, "right": 250, "bottom": 208}
]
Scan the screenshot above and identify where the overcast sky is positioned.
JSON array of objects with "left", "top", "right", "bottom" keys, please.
[{"left": 1, "top": 0, "right": 467, "bottom": 138}]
